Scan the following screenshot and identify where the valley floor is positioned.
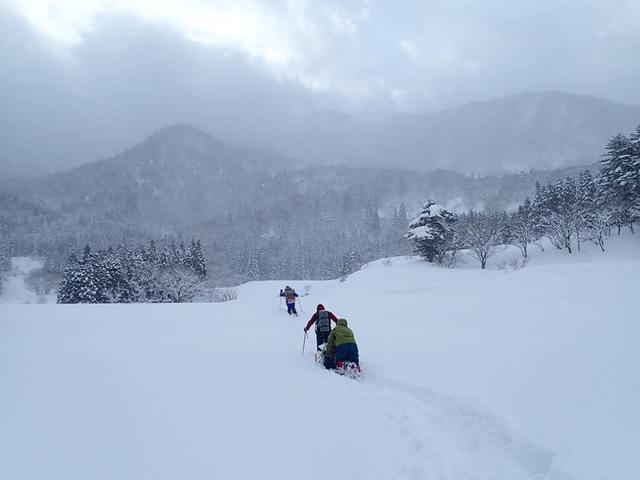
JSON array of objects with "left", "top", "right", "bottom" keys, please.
[{"left": 1, "top": 236, "right": 638, "bottom": 479}]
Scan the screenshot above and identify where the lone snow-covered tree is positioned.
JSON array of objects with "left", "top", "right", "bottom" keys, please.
[{"left": 406, "top": 201, "right": 458, "bottom": 263}]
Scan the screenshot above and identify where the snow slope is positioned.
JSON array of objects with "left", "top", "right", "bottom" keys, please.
[
  {"left": 0, "top": 257, "right": 54, "bottom": 304},
  {"left": 1, "top": 237, "right": 638, "bottom": 480}
]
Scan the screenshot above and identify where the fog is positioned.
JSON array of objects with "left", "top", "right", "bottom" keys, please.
[{"left": 1, "top": 0, "right": 639, "bottom": 177}]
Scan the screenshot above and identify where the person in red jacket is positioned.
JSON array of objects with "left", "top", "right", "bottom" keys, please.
[{"left": 304, "top": 304, "right": 339, "bottom": 351}]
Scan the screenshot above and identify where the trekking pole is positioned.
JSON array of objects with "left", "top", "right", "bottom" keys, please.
[{"left": 302, "top": 331, "right": 308, "bottom": 358}]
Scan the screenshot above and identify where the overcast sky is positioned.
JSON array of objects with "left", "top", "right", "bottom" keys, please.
[{"left": 1, "top": 0, "right": 639, "bottom": 176}]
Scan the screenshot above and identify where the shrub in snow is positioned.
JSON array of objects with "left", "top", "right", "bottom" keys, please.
[
  {"left": 496, "top": 256, "right": 529, "bottom": 271},
  {"left": 439, "top": 250, "right": 464, "bottom": 269},
  {"left": 211, "top": 287, "right": 238, "bottom": 303}
]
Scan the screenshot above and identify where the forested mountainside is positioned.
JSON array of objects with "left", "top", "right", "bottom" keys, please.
[{"left": 0, "top": 124, "right": 596, "bottom": 286}]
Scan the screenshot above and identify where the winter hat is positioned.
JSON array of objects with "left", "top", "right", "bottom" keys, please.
[{"left": 317, "top": 304, "right": 325, "bottom": 311}]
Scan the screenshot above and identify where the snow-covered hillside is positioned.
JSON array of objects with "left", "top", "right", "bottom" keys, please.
[{"left": 1, "top": 237, "right": 638, "bottom": 480}]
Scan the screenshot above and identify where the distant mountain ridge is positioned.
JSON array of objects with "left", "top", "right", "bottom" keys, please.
[
  {"left": 261, "top": 91, "right": 640, "bottom": 174},
  {"left": 0, "top": 123, "right": 605, "bottom": 284},
  {"left": 4, "top": 123, "right": 603, "bottom": 229},
  {"left": 19, "top": 125, "right": 290, "bottom": 227}
]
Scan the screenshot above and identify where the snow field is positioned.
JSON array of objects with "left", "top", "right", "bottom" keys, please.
[{"left": 1, "top": 235, "right": 639, "bottom": 479}]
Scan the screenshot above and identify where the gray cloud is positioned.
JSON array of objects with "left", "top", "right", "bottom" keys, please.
[
  {"left": 0, "top": 12, "right": 330, "bottom": 176},
  {"left": 1, "top": 1, "right": 639, "bottom": 176}
]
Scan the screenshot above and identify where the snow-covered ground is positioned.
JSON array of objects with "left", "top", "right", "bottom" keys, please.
[
  {"left": 0, "top": 257, "right": 55, "bottom": 304},
  {"left": 1, "top": 236, "right": 638, "bottom": 480}
]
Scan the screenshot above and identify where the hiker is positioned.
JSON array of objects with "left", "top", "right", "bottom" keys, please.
[
  {"left": 304, "top": 304, "right": 339, "bottom": 351},
  {"left": 323, "top": 318, "right": 359, "bottom": 370},
  {"left": 279, "top": 285, "right": 299, "bottom": 315}
]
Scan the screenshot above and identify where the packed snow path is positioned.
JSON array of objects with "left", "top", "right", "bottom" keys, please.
[{"left": 1, "top": 239, "right": 639, "bottom": 479}]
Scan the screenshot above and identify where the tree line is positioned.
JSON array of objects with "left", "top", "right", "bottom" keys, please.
[
  {"left": 408, "top": 125, "right": 640, "bottom": 268},
  {"left": 0, "top": 236, "right": 11, "bottom": 294},
  {"left": 58, "top": 239, "right": 207, "bottom": 303}
]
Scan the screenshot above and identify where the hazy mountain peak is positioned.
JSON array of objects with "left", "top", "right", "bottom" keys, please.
[{"left": 146, "top": 124, "right": 225, "bottom": 150}]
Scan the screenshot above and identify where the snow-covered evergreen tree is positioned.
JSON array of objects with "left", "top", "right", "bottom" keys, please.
[
  {"left": 599, "top": 133, "right": 638, "bottom": 233},
  {"left": 510, "top": 197, "right": 538, "bottom": 257},
  {"left": 58, "top": 253, "right": 104, "bottom": 303},
  {"left": 189, "top": 240, "right": 207, "bottom": 278},
  {"left": 406, "top": 201, "right": 458, "bottom": 263},
  {"left": 339, "top": 248, "right": 361, "bottom": 277},
  {"left": 0, "top": 236, "right": 11, "bottom": 294},
  {"left": 0, "top": 237, "right": 10, "bottom": 273},
  {"left": 576, "top": 169, "right": 597, "bottom": 250},
  {"left": 361, "top": 204, "right": 381, "bottom": 234}
]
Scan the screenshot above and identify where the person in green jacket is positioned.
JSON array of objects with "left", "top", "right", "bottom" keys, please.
[{"left": 323, "top": 318, "right": 359, "bottom": 369}]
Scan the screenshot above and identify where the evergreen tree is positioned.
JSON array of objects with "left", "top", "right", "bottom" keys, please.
[
  {"left": 510, "top": 197, "right": 537, "bottom": 257},
  {"left": 361, "top": 204, "right": 381, "bottom": 234},
  {"left": 147, "top": 240, "right": 158, "bottom": 264},
  {"left": 576, "top": 169, "right": 597, "bottom": 250},
  {"left": 398, "top": 203, "right": 407, "bottom": 226},
  {"left": 339, "top": 248, "right": 361, "bottom": 277},
  {"left": 628, "top": 124, "right": 640, "bottom": 220},
  {"left": 599, "top": 133, "right": 638, "bottom": 233},
  {"left": 190, "top": 240, "right": 207, "bottom": 278},
  {"left": 406, "top": 201, "right": 458, "bottom": 263},
  {"left": 58, "top": 252, "right": 103, "bottom": 303},
  {"left": 0, "top": 237, "right": 10, "bottom": 272}
]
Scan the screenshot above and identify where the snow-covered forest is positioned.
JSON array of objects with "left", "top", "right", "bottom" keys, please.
[{"left": 407, "top": 126, "right": 640, "bottom": 268}]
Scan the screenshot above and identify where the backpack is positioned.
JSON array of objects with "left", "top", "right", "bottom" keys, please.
[
  {"left": 284, "top": 287, "right": 295, "bottom": 303},
  {"left": 317, "top": 310, "right": 331, "bottom": 333}
]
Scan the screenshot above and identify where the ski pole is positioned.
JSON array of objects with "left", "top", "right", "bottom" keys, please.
[
  {"left": 297, "top": 296, "right": 304, "bottom": 312},
  {"left": 279, "top": 296, "right": 283, "bottom": 310},
  {"left": 302, "top": 331, "right": 307, "bottom": 358}
]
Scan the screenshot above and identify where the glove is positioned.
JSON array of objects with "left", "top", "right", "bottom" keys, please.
[{"left": 303, "top": 327, "right": 308, "bottom": 332}]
